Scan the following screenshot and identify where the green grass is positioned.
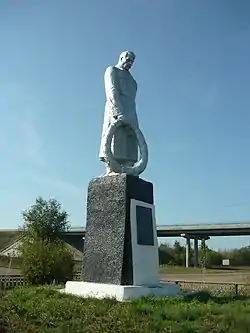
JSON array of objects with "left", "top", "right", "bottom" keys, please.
[{"left": 1, "top": 286, "right": 250, "bottom": 332}]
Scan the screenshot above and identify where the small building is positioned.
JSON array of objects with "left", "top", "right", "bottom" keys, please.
[{"left": 0, "top": 232, "right": 83, "bottom": 262}]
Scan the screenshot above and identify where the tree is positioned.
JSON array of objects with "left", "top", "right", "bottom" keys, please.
[
  {"left": 206, "top": 249, "right": 223, "bottom": 266},
  {"left": 172, "top": 241, "right": 186, "bottom": 266},
  {"left": 19, "top": 197, "right": 74, "bottom": 285},
  {"left": 21, "top": 197, "right": 69, "bottom": 241},
  {"left": 230, "top": 246, "right": 250, "bottom": 266},
  {"left": 158, "top": 243, "right": 174, "bottom": 265},
  {"left": 199, "top": 239, "right": 208, "bottom": 268},
  {"left": 20, "top": 237, "right": 74, "bottom": 285}
]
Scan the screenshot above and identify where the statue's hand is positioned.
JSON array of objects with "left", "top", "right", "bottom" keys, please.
[
  {"left": 117, "top": 115, "right": 125, "bottom": 121},
  {"left": 114, "top": 115, "right": 127, "bottom": 124}
]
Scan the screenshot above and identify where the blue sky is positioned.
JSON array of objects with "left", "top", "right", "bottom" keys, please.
[{"left": 1, "top": 0, "right": 250, "bottom": 250}]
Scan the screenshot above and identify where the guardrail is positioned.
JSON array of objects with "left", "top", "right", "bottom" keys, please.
[
  {"left": 173, "top": 280, "right": 247, "bottom": 296},
  {"left": 0, "top": 273, "right": 82, "bottom": 289},
  {"left": 0, "top": 274, "right": 248, "bottom": 296},
  {"left": 0, "top": 274, "right": 27, "bottom": 289}
]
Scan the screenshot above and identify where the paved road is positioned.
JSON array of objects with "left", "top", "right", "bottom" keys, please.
[
  {"left": 161, "top": 272, "right": 250, "bottom": 284},
  {"left": 1, "top": 267, "right": 249, "bottom": 283}
]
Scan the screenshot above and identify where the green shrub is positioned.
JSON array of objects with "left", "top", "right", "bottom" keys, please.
[
  {"left": 17, "top": 197, "right": 74, "bottom": 285},
  {"left": 19, "top": 238, "right": 74, "bottom": 285}
]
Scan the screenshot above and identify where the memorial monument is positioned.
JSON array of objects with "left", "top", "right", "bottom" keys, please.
[{"left": 65, "top": 51, "right": 180, "bottom": 301}]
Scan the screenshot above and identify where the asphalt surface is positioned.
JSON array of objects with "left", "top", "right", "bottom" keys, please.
[
  {"left": 161, "top": 272, "right": 250, "bottom": 284},
  {"left": 1, "top": 267, "right": 249, "bottom": 284}
]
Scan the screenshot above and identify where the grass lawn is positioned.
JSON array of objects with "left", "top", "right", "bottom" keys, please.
[{"left": 1, "top": 286, "right": 250, "bottom": 332}]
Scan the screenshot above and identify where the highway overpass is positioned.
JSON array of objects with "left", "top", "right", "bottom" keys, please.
[
  {"left": 61, "top": 223, "right": 250, "bottom": 268},
  {"left": 2, "top": 223, "right": 250, "bottom": 269},
  {"left": 2, "top": 222, "right": 250, "bottom": 239},
  {"left": 63, "top": 222, "right": 250, "bottom": 238}
]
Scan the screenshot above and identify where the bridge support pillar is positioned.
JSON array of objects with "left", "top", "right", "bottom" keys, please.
[
  {"left": 193, "top": 237, "right": 199, "bottom": 268},
  {"left": 185, "top": 236, "right": 191, "bottom": 268}
]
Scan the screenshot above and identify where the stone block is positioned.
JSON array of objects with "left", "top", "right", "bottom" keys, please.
[{"left": 83, "top": 174, "right": 154, "bottom": 285}]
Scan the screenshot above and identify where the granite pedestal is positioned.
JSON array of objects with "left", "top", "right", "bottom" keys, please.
[{"left": 65, "top": 174, "right": 180, "bottom": 301}]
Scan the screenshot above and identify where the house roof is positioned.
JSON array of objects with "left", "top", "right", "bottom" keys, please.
[
  {"left": 0, "top": 238, "right": 23, "bottom": 257},
  {"left": 0, "top": 230, "right": 22, "bottom": 252},
  {"left": 0, "top": 234, "right": 83, "bottom": 261}
]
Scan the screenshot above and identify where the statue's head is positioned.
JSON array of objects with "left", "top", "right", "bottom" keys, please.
[{"left": 117, "top": 51, "right": 135, "bottom": 71}]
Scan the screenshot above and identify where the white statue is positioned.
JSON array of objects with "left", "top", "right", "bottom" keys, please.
[{"left": 100, "top": 51, "right": 145, "bottom": 175}]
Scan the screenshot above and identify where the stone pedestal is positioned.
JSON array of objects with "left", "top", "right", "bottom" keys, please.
[
  {"left": 65, "top": 174, "right": 180, "bottom": 301},
  {"left": 83, "top": 174, "right": 158, "bottom": 286}
]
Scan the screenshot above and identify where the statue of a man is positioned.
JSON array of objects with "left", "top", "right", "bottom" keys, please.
[{"left": 99, "top": 51, "right": 139, "bottom": 174}]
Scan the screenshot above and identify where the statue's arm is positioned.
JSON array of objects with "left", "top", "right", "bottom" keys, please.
[{"left": 104, "top": 66, "right": 123, "bottom": 117}]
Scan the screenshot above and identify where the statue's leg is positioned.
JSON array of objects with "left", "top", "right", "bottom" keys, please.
[
  {"left": 125, "top": 161, "right": 139, "bottom": 177},
  {"left": 116, "top": 158, "right": 135, "bottom": 171},
  {"left": 124, "top": 161, "right": 134, "bottom": 167},
  {"left": 105, "top": 164, "right": 113, "bottom": 175},
  {"left": 103, "top": 159, "right": 137, "bottom": 176},
  {"left": 98, "top": 157, "right": 113, "bottom": 176}
]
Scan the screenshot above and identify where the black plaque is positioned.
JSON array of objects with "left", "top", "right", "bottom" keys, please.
[{"left": 136, "top": 206, "right": 154, "bottom": 246}]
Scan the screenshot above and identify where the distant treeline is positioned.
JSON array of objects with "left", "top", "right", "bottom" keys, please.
[{"left": 159, "top": 241, "right": 250, "bottom": 267}]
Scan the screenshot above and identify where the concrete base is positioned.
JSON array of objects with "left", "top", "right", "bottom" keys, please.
[{"left": 64, "top": 281, "right": 181, "bottom": 301}]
